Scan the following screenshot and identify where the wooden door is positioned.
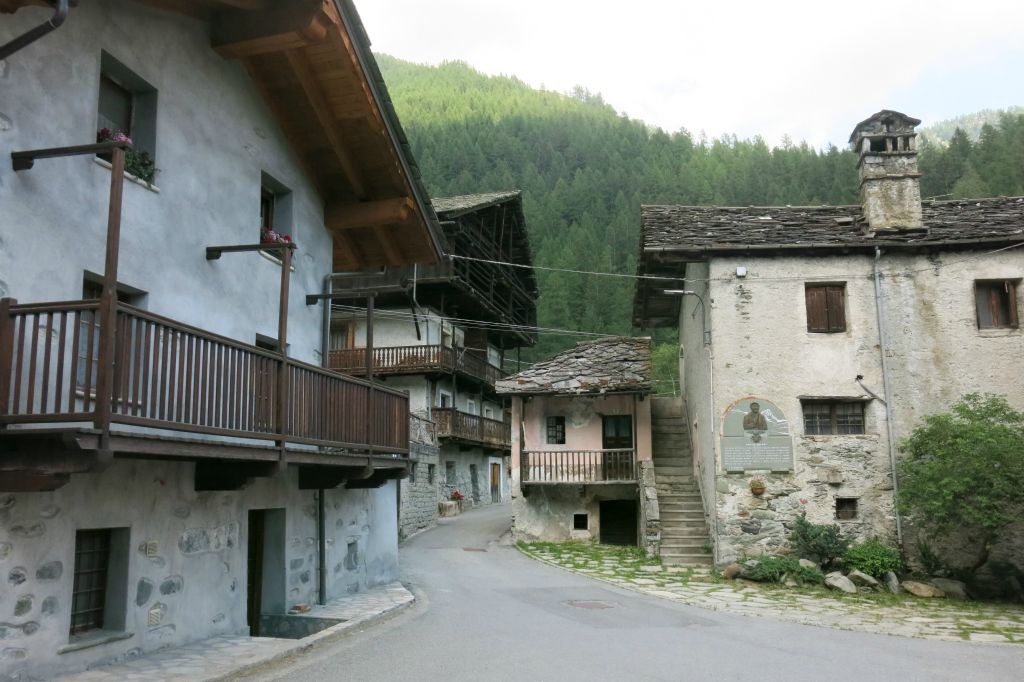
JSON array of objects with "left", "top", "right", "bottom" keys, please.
[
  {"left": 247, "top": 510, "right": 265, "bottom": 636},
  {"left": 490, "top": 462, "right": 501, "bottom": 503},
  {"left": 599, "top": 500, "right": 638, "bottom": 546}
]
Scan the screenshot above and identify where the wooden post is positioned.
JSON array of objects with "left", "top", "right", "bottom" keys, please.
[
  {"left": 364, "top": 294, "right": 374, "bottom": 449},
  {"left": 276, "top": 246, "right": 292, "bottom": 469},
  {"left": 94, "top": 147, "right": 125, "bottom": 462},
  {"left": 0, "top": 297, "right": 17, "bottom": 423}
]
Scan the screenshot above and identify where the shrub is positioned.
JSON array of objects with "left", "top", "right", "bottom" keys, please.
[
  {"left": 790, "top": 514, "right": 849, "bottom": 567},
  {"left": 844, "top": 537, "right": 903, "bottom": 578},
  {"left": 743, "top": 556, "right": 824, "bottom": 585}
]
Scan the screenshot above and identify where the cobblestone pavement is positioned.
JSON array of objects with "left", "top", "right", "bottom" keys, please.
[
  {"left": 53, "top": 583, "right": 414, "bottom": 682},
  {"left": 518, "top": 542, "right": 1024, "bottom": 644}
]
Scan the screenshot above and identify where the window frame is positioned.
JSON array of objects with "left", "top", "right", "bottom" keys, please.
[
  {"left": 546, "top": 416, "right": 566, "bottom": 445},
  {"left": 802, "top": 400, "right": 866, "bottom": 436},
  {"left": 71, "top": 529, "right": 112, "bottom": 635},
  {"left": 445, "top": 461, "right": 456, "bottom": 485},
  {"left": 804, "top": 283, "right": 847, "bottom": 333},
  {"left": 975, "top": 279, "right": 1020, "bottom": 330}
]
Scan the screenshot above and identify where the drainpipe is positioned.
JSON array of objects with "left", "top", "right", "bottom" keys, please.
[
  {"left": 0, "top": 0, "right": 69, "bottom": 61},
  {"left": 874, "top": 247, "right": 904, "bottom": 545},
  {"left": 317, "top": 274, "right": 331, "bottom": 605}
]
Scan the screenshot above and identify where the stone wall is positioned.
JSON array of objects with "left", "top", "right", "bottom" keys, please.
[
  {"left": 684, "top": 250, "right": 1024, "bottom": 568},
  {"left": 399, "top": 414, "right": 440, "bottom": 538},
  {"left": 511, "top": 484, "right": 638, "bottom": 543},
  {"left": 0, "top": 461, "right": 397, "bottom": 680},
  {"left": 637, "top": 460, "right": 661, "bottom": 557},
  {"left": 438, "top": 445, "right": 508, "bottom": 507}
]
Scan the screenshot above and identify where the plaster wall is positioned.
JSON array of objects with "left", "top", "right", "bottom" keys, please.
[
  {"left": 519, "top": 394, "right": 652, "bottom": 461},
  {"left": 0, "top": 461, "right": 397, "bottom": 680},
  {"left": 511, "top": 485, "right": 637, "bottom": 543},
  {"left": 0, "top": 0, "right": 333, "bottom": 366},
  {"left": 341, "top": 307, "right": 502, "bottom": 363},
  {"left": 689, "top": 249, "right": 1024, "bottom": 566}
]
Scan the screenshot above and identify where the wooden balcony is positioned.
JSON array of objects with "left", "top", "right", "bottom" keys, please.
[
  {"left": 328, "top": 345, "right": 503, "bottom": 387},
  {"left": 432, "top": 407, "right": 510, "bottom": 449},
  {"left": 521, "top": 449, "right": 638, "bottom": 485},
  {"left": 0, "top": 299, "right": 410, "bottom": 491}
]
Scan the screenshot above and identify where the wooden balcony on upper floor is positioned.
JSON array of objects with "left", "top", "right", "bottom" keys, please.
[
  {"left": 431, "top": 407, "right": 510, "bottom": 450},
  {"left": 521, "top": 449, "right": 638, "bottom": 485},
  {"left": 0, "top": 298, "right": 410, "bottom": 492},
  {"left": 327, "top": 344, "right": 503, "bottom": 387}
]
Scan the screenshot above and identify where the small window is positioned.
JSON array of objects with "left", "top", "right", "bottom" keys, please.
[
  {"left": 427, "top": 463, "right": 436, "bottom": 484},
  {"left": 546, "top": 416, "right": 566, "bottom": 444},
  {"left": 483, "top": 406, "right": 494, "bottom": 420},
  {"left": 836, "top": 498, "right": 858, "bottom": 520},
  {"left": 573, "top": 513, "right": 588, "bottom": 531},
  {"left": 445, "top": 461, "right": 456, "bottom": 484},
  {"left": 869, "top": 137, "right": 887, "bottom": 153},
  {"left": 97, "top": 52, "right": 158, "bottom": 183},
  {"left": 259, "top": 172, "right": 293, "bottom": 246},
  {"left": 78, "top": 278, "right": 145, "bottom": 391},
  {"left": 975, "top": 280, "right": 1019, "bottom": 329},
  {"left": 466, "top": 399, "right": 478, "bottom": 416},
  {"left": 438, "top": 391, "right": 452, "bottom": 408},
  {"left": 803, "top": 401, "right": 865, "bottom": 435},
  {"left": 70, "top": 528, "right": 128, "bottom": 637},
  {"left": 805, "top": 284, "right": 846, "bottom": 333}
]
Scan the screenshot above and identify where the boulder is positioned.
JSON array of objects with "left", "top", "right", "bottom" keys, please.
[
  {"left": 883, "top": 571, "right": 901, "bottom": 594},
  {"left": 929, "top": 578, "right": 968, "bottom": 600},
  {"left": 901, "top": 580, "right": 945, "bottom": 598},
  {"left": 824, "top": 571, "right": 857, "bottom": 594},
  {"left": 782, "top": 572, "right": 799, "bottom": 588},
  {"left": 798, "top": 558, "right": 818, "bottom": 570},
  {"left": 847, "top": 569, "right": 881, "bottom": 589},
  {"left": 723, "top": 563, "right": 743, "bottom": 580}
]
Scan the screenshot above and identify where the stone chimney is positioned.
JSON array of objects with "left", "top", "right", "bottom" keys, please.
[{"left": 849, "top": 110, "right": 923, "bottom": 232}]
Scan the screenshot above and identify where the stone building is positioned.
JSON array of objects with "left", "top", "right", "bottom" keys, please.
[
  {"left": 634, "top": 110, "right": 1024, "bottom": 569},
  {"left": 0, "top": 0, "right": 442, "bottom": 678},
  {"left": 497, "top": 338, "right": 661, "bottom": 552},
  {"left": 325, "top": 192, "right": 538, "bottom": 537}
]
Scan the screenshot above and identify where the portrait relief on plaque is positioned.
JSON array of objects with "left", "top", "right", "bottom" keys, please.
[{"left": 721, "top": 398, "right": 794, "bottom": 472}]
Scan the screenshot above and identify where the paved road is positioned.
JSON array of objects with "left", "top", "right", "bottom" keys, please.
[{"left": 243, "top": 504, "right": 1023, "bottom": 682}]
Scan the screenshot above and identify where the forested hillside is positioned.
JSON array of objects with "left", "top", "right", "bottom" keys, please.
[{"left": 378, "top": 55, "right": 1024, "bottom": 369}]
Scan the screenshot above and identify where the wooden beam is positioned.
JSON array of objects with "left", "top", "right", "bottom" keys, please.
[
  {"left": 285, "top": 48, "right": 367, "bottom": 198},
  {"left": 212, "top": 0, "right": 335, "bottom": 59},
  {"left": 374, "top": 227, "right": 404, "bottom": 264},
  {"left": 297, "top": 464, "right": 373, "bottom": 490},
  {"left": 0, "top": 472, "right": 70, "bottom": 492},
  {"left": 326, "top": 198, "right": 414, "bottom": 231},
  {"left": 194, "top": 461, "right": 278, "bottom": 491},
  {"left": 331, "top": 229, "right": 366, "bottom": 269}
]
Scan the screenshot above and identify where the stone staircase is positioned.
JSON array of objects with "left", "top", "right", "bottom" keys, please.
[{"left": 651, "top": 397, "right": 712, "bottom": 566}]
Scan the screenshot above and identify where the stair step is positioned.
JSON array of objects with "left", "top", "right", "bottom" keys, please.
[
  {"left": 661, "top": 526, "right": 708, "bottom": 537},
  {"left": 660, "top": 553, "right": 714, "bottom": 566}
]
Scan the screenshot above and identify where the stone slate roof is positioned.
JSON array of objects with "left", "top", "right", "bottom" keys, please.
[
  {"left": 496, "top": 337, "right": 651, "bottom": 395},
  {"left": 432, "top": 191, "right": 522, "bottom": 217},
  {"left": 641, "top": 196, "right": 1024, "bottom": 255}
]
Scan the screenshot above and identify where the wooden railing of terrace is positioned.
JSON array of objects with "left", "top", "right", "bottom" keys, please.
[
  {"left": 521, "top": 449, "right": 637, "bottom": 484},
  {"left": 0, "top": 300, "right": 409, "bottom": 453},
  {"left": 431, "top": 407, "right": 510, "bottom": 449},
  {"left": 328, "top": 344, "right": 503, "bottom": 386}
]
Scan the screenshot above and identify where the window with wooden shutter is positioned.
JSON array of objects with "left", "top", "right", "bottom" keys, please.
[
  {"left": 805, "top": 284, "right": 846, "bottom": 333},
  {"left": 975, "top": 280, "right": 1020, "bottom": 329},
  {"left": 802, "top": 400, "right": 865, "bottom": 435}
]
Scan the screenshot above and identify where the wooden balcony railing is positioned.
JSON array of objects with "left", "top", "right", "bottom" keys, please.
[
  {"left": 328, "top": 344, "right": 503, "bottom": 386},
  {"left": 0, "top": 300, "right": 409, "bottom": 453},
  {"left": 432, "top": 407, "right": 510, "bottom": 449},
  {"left": 522, "top": 449, "right": 637, "bottom": 484}
]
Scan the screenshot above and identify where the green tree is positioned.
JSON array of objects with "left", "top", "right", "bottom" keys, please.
[{"left": 898, "top": 394, "right": 1024, "bottom": 575}]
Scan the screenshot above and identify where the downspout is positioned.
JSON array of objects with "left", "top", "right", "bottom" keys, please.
[
  {"left": 317, "top": 274, "right": 331, "bottom": 605},
  {"left": 0, "top": 0, "right": 69, "bottom": 61},
  {"left": 874, "top": 247, "right": 904, "bottom": 545}
]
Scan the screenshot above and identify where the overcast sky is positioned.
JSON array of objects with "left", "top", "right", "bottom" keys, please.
[{"left": 357, "top": 0, "right": 1024, "bottom": 148}]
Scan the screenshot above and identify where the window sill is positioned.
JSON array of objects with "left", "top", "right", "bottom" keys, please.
[
  {"left": 259, "top": 249, "right": 296, "bottom": 271},
  {"left": 94, "top": 157, "right": 160, "bottom": 193},
  {"left": 976, "top": 327, "right": 1020, "bottom": 337},
  {"left": 59, "top": 630, "right": 134, "bottom": 654}
]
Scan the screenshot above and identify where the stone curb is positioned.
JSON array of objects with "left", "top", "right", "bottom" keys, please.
[
  {"left": 205, "top": 584, "right": 416, "bottom": 682},
  {"left": 515, "top": 546, "right": 1022, "bottom": 646}
]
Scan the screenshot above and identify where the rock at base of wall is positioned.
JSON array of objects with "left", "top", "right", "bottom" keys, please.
[
  {"left": 438, "top": 501, "right": 461, "bottom": 518},
  {"left": 929, "top": 578, "right": 968, "bottom": 600},
  {"left": 825, "top": 571, "right": 857, "bottom": 594},
  {"left": 901, "top": 580, "right": 945, "bottom": 598},
  {"left": 884, "top": 571, "right": 901, "bottom": 594},
  {"left": 847, "top": 569, "right": 881, "bottom": 589},
  {"left": 798, "top": 558, "right": 818, "bottom": 570},
  {"left": 723, "top": 563, "right": 743, "bottom": 580}
]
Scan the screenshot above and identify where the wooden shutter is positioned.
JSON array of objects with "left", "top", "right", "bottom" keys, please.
[
  {"left": 1006, "top": 281, "right": 1019, "bottom": 328},
  {"left": 826, "top": 286, "right": 846, "bottom": 331},
  {"left": 805, "top": 286, "right": 829, "bottom": 332}
]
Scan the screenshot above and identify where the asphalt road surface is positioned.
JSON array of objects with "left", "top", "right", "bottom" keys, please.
[{"left": 241, "top": 504, "right": 1023, "bottom": 682}]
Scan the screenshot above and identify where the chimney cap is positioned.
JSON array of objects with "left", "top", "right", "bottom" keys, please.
[{"left": 849, "top": 110, "right": 922, "bottom": 145}]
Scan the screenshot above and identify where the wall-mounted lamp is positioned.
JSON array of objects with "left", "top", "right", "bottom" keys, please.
[{"left": 661, "top": 289, "right": 711, "bottom": 345}]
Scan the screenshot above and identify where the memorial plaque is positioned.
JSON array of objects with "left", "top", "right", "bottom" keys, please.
[{"left": 721, "top": 398, "right": 793, "bottom": 472}]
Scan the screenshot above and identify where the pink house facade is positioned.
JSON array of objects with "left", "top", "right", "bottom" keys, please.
[{"left": 497, "top": 338, "right": 657, "bottom": 550}]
